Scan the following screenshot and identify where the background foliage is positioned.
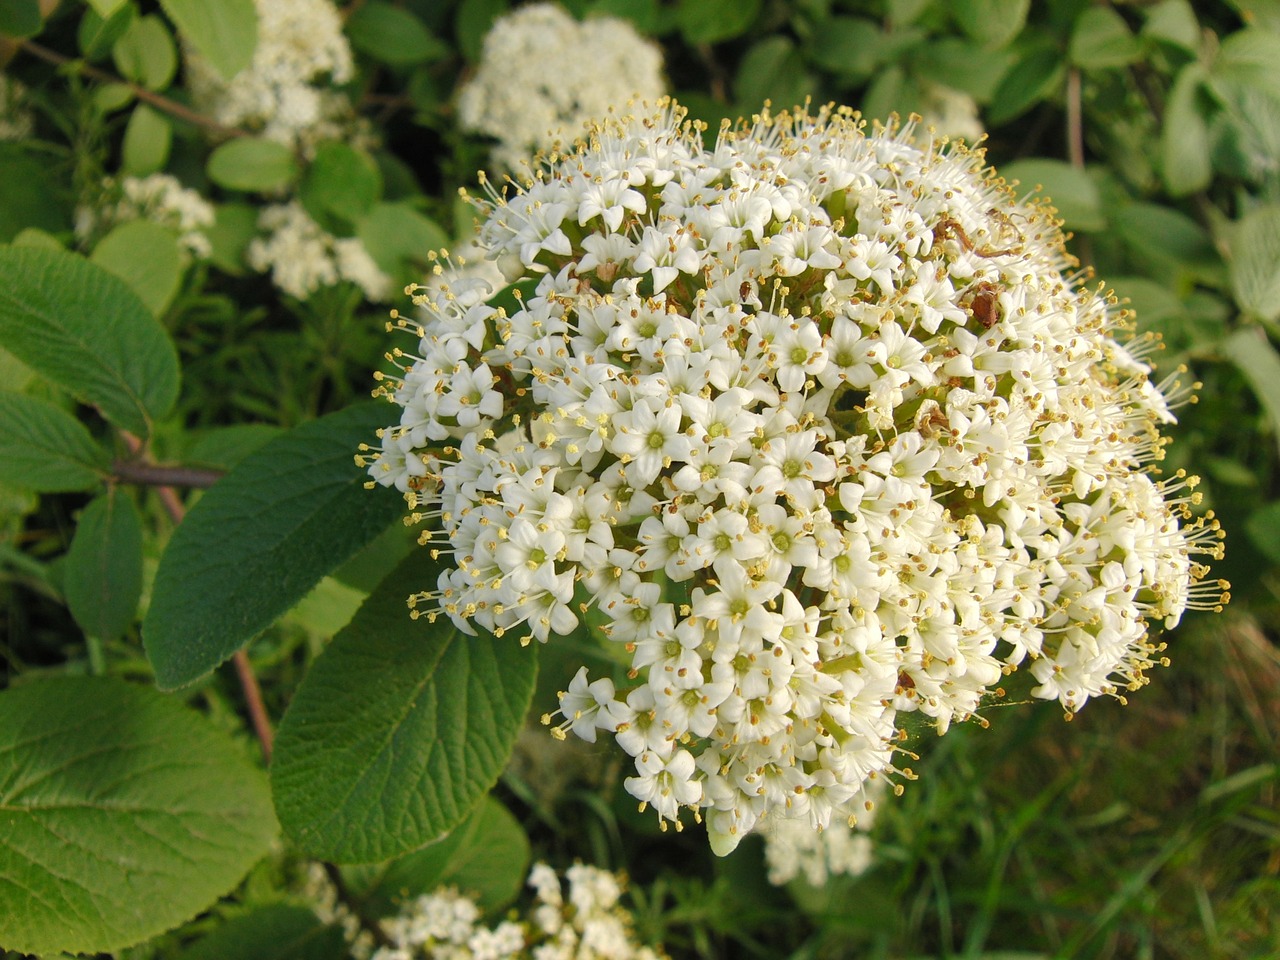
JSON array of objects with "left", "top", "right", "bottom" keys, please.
[{"left": 0, "top": 0, "right": 1276, "bottom": 958}]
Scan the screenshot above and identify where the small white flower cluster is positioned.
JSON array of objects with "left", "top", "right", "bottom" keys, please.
[
  {"left": 372, "top": 862, "right": 666, "bottom": 960},
  {"left": 186, "top": 0, "right": 358, "bottom": 153},
  {"left": 248, "top": 201, "right": 391, "bottom": 301},
  {"left": 918, "top": 83, "right": 984, "bottom": 144},
  {"left": 363, "top": 101, "right": 1227, "bottom": 853},
  {"left": 760, "top": 780, "right": 881, "bottom": 887},
  {"left": 457, "top": 3, "right": 664, "bottom": 172},
  {"left": 76, "top": 174, "right": 216, "bottom": 259},
  {"left": 0, "top": 74, "right": 33, "bottom": 141}
]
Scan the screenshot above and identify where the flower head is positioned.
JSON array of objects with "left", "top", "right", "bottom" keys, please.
[{"left": 365, "top": 100, "right": 1228, "bottom": 853}]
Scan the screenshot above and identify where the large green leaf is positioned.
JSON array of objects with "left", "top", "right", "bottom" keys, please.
[
  {"left": 0, "top": 0, "right": 42, "bottom": 38},
  {"left": 121, "top": 104, "right": 173, "bottom": 177},
  {"left": 91, "top": 220, "right": 182, "bottom": 317},
  {"left": 300, "top": 142, "right": 383, "bottom": 230},
  {"left": 0, "top": 392, "right": 110, "bottom": 492},
  {"left": 1069, "top": 6, "right": 1140, "bottom": 69},
  {"left": 0, "top": 246, "right": 180, "bottom": 438},
  {"left": 143, "top": 403, "right": 405, "bottom": 690},
  {"left": 64, "top": 488, "right": 144, "bottom": 643},
  {"left": 111, "top": 14, "right": 177, "bottom": 91},
  {"left": 347, "top": 2, "right": 448, "bottom": 66},
  {"left": 806, "top": 16, "right": 883, "bottom": 79},
  {"left": 677, "top": 0, "right": 761, "bottom": 45},
  {"left": 1228, "top": 204, "right": 1280, "bottom": 322},
  {"left": 0, "top": 677, "right": 277, "bottom": 955},
  {"left": 177, "top": 905, "right": 348, "bottom": 960},
  {"left": 951, "top": 0, "right": 1030, "bottom": 49},
  {"left": 1161, "top": 64, "right": 1212, "bottom": 196},
  {"left": 271, "top": 555, "right": 539, "bottom": 863},
  {"left": 207, "top": 138, "right": 299, "bottom": 193},
  {"left": 158, "top": 0, "right": 257, "bottom": 80},
  {"left": 1221, "top": 327, "right": 1280, "bottom": 450},
  {"left": 0, "top": 146, "right": 67, "bottom": 242},
  {"left": 350, "top": 797, "right": 531, "bottom": 917}
]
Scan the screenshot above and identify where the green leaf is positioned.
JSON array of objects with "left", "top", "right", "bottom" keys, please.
[
  {"left": 1142, "top": 0, "right": 1200, "bottom": 53},
  {"left": 456, "top": 0, "right": 508, "bottom": 62},
  {"left": 1069, "top": 6, "right": 1140, "bottom": 69},
  {"left": 353, "top": 797, "right": 531, "bottom": 917},
  {"left": 300, "top": 142, "right": 382, "bottom": 230},
  {"left": 158, "top": 0, "right": 257, "bottom": 80},
  {"left": 0, "top": 0, "right": 42, "bottom": 37},
  {"left": 186, "top": 422, "right": 282, "bottom": 469},
  {"left": 0, "top": 676, "right": 277, "bottom": 955},
  {"left": 1111, "top": 203, "right": 1220, "bottom": 274},
  {"left": 112, "top": 14, "right": 177, "bottom": 90},
  {"left": 735, "top": 37, "right": 815, "bottom": 112},
  {"left": 915, "top": 37, "right": 1015, "bottom": 101},
  {"left": 951, "top": 0, "right": 1030, "bottom": 49},
  {"left": 1161, "top": 64, "right": 1212, "bottom": 196},
  {"left": 0, "top": 246, "right": 180, "bottom": 437},
  {"left": 121, "top": 104, "right": 173, "bottom": 176},
  {"left": 806, "top": 17, "right": 883, "bottom": 79},
  {"left": 1245, "top": 500, "right": 1280, "bottom": 564},
  {"left": 142, "top": 403, "right": 406, "bottom": 690},
  {"left": 79, "top": 3, "right": 137, "bottom": 61},
  {"left": 587, "top": 0, "right": 658, "bottom": 33},
  {"left": 207, "top": 137, "right": 299, "bottom": 193},
  {"left": 356, "top": 202, "right": 449, "bottom": 277},
  {"left": 86, "top": 0, "right": 128, "bottom": 16},
  {"left": 1229, "top": 204, "right": 1280, "bottom": 322},
  {"left": 677, "top": 0, "right": 761, "bottom": 45},
  {"left": 1214, "top": 28, "right": 1280, "bottom": 102},
  {"left": 177, "top": 905, "right": 348, "bottom": 960},
  {"left": 0, "top": 145, "right": 67, "bottom": 241},
  {"left": 347, "top": 2, "right": 447, "bottom": 66},
  {"left": 1001, "top": 159, "right": 1105, "bottom": 232},
  {"left": 987, "top": 38, "right": 1063, "bottom": 125},
  {"left": 63, "top": 488, "right": 143, "bottom": 642},
  {"left": 91, "top": 220, "right": 182, "bottom": 317},
  {"left": 0, "top": 392, "right": 109, "bottom": 492},
  {"left": 1222, "top": 326, "right": 1280, "bottom": 450},
  {"left": 271, "top": 554, "right": 539, "bottom": 863},
  {"left": 206, "top": 202, "right": 259, "bottom": 275}
]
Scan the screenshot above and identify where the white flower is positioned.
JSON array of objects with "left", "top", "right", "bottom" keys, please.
[
  {"left": 457, "top": 3, "right": 665, "bottom": 172},
  {"left": 248, "top": 201, "right": 391, "bottom": 300},
  {"left": 369, "top": 100, "right": 1227, "bottom": 853},
  {"left": 78, "top": 174, "right": 216, "bottom": 259},
  {"left": 0, "top": 74, "right": 33, "bottom": 141}
]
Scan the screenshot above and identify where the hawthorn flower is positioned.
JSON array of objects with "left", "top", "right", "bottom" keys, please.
[
  {"left": 364, "top": 100, "right": 1228, "bottom": 854},
  {"left": 457, "top": 3, "right": 665, "bottom": 172}
]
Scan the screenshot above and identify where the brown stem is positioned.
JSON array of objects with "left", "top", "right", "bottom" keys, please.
[
  {"left": 17, "top": 39, "right": 248, "bottom": 138},
  {"left": 111, "top": 460, "right": 224, "bottom": 489},
  {"left": 120, "top": 433, "right": 274, "bottom": 763},
  {"left": 1066, "top": 68, "right": 1085, "bottom": 170}
]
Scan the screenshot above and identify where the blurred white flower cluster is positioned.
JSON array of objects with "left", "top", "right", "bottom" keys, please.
[
  {"left": 247, "top": 201, "right": 391, "bottom": 301},
  {"left": 371, "top": 862, "right": 666, "bottom": 960},
  {"left": 761, "top": 779, "right": 881, "bottom": 886},
  {"left": 364, "top": 100, "right": 1227, "bottom": 854},
  {"left": 457, "top": 3, "right": 664, "bottom": 172},
  {"left": 76, "top": 173, "right": 216, "bottom": 259},
  {"left": 0, "top": 74, "right": 33, "bottom": 141},
  {"left": 186, "top": 0, "right": 357, "bottom": 153}
]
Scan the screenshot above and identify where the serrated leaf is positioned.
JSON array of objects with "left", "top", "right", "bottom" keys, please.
[
  {"left": 1221, "top": 326, "right": 1280, "bottom": 449},
  {"left": 0, "top": 392, "right": 109, "bottom": 492},
  {"left": 271, "top": 554, "right": 539, "bottom": 863},
  {"left": 1229, "top": 204, "right": 1280, "bottom": 322},
  {"left": 347, "top": 2, "right": 447, "bottom": 66},
  {"left": 951, "top": 0, "right": 1030, "bottom": 49},
  {"left": 177, "top": 904, "right": 348, "bottom": 960},
  {"left": 63, "top": 488, "right": 143, "bottom": 642},
  {"left": 208, "top": 137, "right": 299, "bottom": 193},
  {"left": 677, "top": 0, "right": 761, "bottom": 45},
  {"left": 0, "top": 676, "right": 277, "bottom": 955},
  {"left": 112, "top": 14, "right": 177, "bottom": 90},
  {"left": 91, "top": 220, "right": 182, "bottom": 316},
  {"left": 1162, "top": 64, "right": 1212, "bottom": 195},
  {"left": 0, "top": 246, "right": 180, "bottom": 437},
  {"left": 353, "top": 797, "right": 531, "bottom": 917},
  {"left": 300, "top": 142, "right": 382, "bottom": 230},
  {"left": 142, "top": 403, "right": 405, "bottom": 689},
  {"left": 122, "top": 104, "right": 173, "bottom": 177},
  {"left": 1069, "top": 6, "right": 1140, "bottom": 69},
  {"left": 158, "top": 0, "right": 257, "bottom": 80},
  {"left": 1001, "top": 159, "right": 1105, "bottom": 232}
]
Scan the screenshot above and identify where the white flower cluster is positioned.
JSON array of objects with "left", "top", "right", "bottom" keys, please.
[
  {"left": 363, "top": 101, "right": 1227, "bottom": 854},
  {"left": 457, "top": 3, "right": 664, "bottom": 172},
  {"left": 186, "top": 0, "right": 358, "bottom": 153},
  {"left": 77, "top": 174, "right": 216, "bottom": 259},
  {"left": 761, "top": 779, "right": 881, "bottom": 887},
  {"left": 919, "top": 83, "right": 983, "bottom": 144},
  {"left": 372, "top": 862, "right": 666, "bottom": 960},
  {"left": 0, "top": 74, "right": 33, "bottom": 141},
  {"left": 248, "top": 201, "right": 391, "bottom": 301}
]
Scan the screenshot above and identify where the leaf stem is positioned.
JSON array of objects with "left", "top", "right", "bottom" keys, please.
[
  {"left": 111, "top": 460, "right": 224, "bottom": 489},
  {"left": 16, "top": 39, "right": 248, "bottom": 139}
]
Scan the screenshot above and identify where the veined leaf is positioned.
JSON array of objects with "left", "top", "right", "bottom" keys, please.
[
  {"left": 64, "top": 488, "right": 144, "bottom": 643},
  {"left": 0, "top": 392, "right": 110, "bottom": 492},
  {"left": 158, "top": 0, "right": 257, "bottom": 80}
]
